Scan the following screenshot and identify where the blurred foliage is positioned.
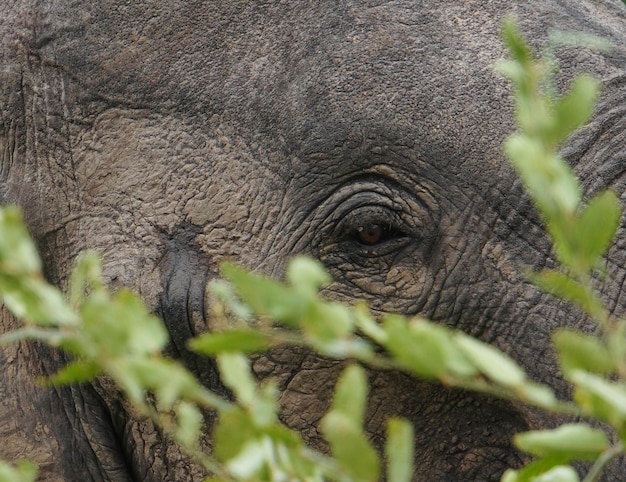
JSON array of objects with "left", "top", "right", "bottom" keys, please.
[
  {"left": 497, "top": 18, "right": 624, "bottom": 482},
  {"left": 0, "top": 17, "right": 624, "bottom": 482}
]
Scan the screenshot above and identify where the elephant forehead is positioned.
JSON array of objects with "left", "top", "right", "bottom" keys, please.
[
  {"left": 73, "top": 109, "right": 284, "bottom": 231},
  {"left": 36, "top": 1, "right": 520, "bottom": 187},
  {"left": 38, "top": 2, "right": 507, "bottom": 114},
  {"left": 27, "top": 0, "right": 624, "bottom": 127}
]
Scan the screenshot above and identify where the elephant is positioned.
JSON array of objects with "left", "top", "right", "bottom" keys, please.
[{"left": 1, "top": 0, "right": 625, "bottom": 480}]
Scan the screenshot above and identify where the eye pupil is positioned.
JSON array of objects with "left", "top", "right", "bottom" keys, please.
[{"left": 357, "top": 223, "right": 385, "bottom": 245}]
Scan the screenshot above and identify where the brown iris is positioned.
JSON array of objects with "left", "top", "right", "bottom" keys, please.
[{"left": 356, "top": 223, "right": 386, "bottom": 246}]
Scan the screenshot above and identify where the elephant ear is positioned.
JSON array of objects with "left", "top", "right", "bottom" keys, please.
[
  {"left": 0, "top": 4, "right": 28, "bottom": 206},
  {"left": 0, "top": 4, "right": 69, "bottom": 231},
  {"left": 0, "top": 64, "right": 35, "bottom": 214},
  {"left": 0, "top": 297, "right": 69, "bottom": 476}
]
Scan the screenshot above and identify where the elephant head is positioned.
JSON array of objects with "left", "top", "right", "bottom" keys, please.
[{"left": 1, "top": 1, "right": 625, "bottom": 480}]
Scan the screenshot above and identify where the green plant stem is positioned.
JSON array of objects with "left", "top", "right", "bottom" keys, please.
[
  {"left": 301, "top": 447, "right": 347, "bottom": 481},
  {"left": 450, "top": 377, "right": 581, "bottom": 416},
  {"left": 582, "top": 443, "right": 624, "bottom": 482},
  {"left": 192, "top": 387, "right": 233, "bottom": 414},
  {"left": 0, "top": 327, "right": 64, "bottom": 346},
  {"left": 251, "top": 327, "right": 582, "bottom": 416}
]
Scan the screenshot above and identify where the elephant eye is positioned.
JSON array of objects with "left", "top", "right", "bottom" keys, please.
[
  {"left": 309, "top": 178, "right": 436, "bottom": 262},
  {"left": 353, "top": 223, "right": 402, "bottom": 246}
]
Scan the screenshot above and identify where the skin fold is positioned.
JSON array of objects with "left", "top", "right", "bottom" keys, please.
[{"left": 0, "top": 1, "right": 625, "bottom": 480}]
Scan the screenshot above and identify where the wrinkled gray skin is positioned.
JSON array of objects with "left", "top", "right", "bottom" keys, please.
[{"left": 0, "top": 1, "right": 625, "bottom": 480}]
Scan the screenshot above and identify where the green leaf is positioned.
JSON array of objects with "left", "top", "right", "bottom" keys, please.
[
  {"left": 45, "top": 360, "right": 102, "bottom": 385},
  {"left": 495, "top": 59, "right": 525, "bottom": 86},
  {"left": 504, "top": 135, "right": 581, "bottom": 219},
  {"left": 354, "top": 304, "right": 388, "bottom": 344},
  {"left": 189, "top": 330, "right": 270, "bottom": 355},
  {"left": 286, "top": 255, "right": 331, "bottom": 295},
  {"left": 454, "top": 333, "right": 526, "bottom": 387},
  {"left": 113, "top": 290, "right": 169, "bottom": 354},
  {"left": 501, "top": 17, "right": 533, "bottom": 69},
  {"left": 501, "top": 456, "right": 572, "bottom": 482},
  {"left": 208, "top": 279, "right": 252, "bottom": 321},
  {"left": 217, "top": 353, "right": 257, "bottom": 407},
  {"left": 321, "top": 411, "right": 380, "bottom": 482},
  {"left": 514, "top": 423, "right": 609, "bottom": 460},
  {"left": 79, "top": 289, "right": 169, "bottom": 358},
  {"left": 321, "top": 365, "right": 380, "bottom": 481},
  {"left": 263, "top": 423, "right": 301, "bottom": 450},
  {"left": 225, "top": 439, "right": 268, "bottom": 479},
  {"left": 571, "top": 371, "right": 626, "bottom": 428},
  {"left": 0, "top": 277, "right": 77, "bottom": 326},
  {"left": 175, "top": 401, "right": 203, "bottom": 448},
  {"left": 0, "top": 460, "right": 38, "bottom": 482},
  {"left": 221, "top": 263, "right": 306, "bottom": 326},
  {"left": 0, "top": 327, "right": 64, "bottom": 347},
  {"left": 549, "top": 75, "right": 600, "bottom": 146},
  {"left": 383, "top": 315, "right": 476, "bottom": 379},
  {"left": 0, "top": 206, "right": 42, "bottom": 275},
  {"left": 548, "top": 31, "right": 613, "bottom": 52},
  {"left": 501, "top": 469, "right": 520, "bottom": 482},
  {"left": 531, "top": 465, "right": 580, "bottom": 482},
  {"left": 553, "top": 329, "right": 613, "bottom": 376},
  {"left": 571, "top": 190, "right": 621, "bottom": 275},
  {"left": 300, "top": 301, "right": 355, "bottom": 350},
  {"left": 152, "top": 362, "right": 203, "bottom": 410},
  {"left": 516, "top": 382, "right": 559, "bottom": 410},
  {"left": 529, "top": 270, "right": 605, "bottom": 320},
  {"left": 385, "top": 418, "right": 414, "bottom": 482},
  {"left": 249, "top": 382, "right": 278, "bottom": 428},
  {"left": 68, "top": 252, "right": 104, "bottom": 307},
  {"left": 213, "top": 407, "right": 259, "bottom": 462},
  {"left": 382, "top": 315, "right": 443, "bottom": 378},
  {"left": 607, "top": 321, "right": 626, "bottom": 370},
  {"left": 113, "top": 358, "right": 195, "bottom": 409},
  {"left": 332, "top": 364, "right": 368, "bottom": 425},
  {"left": 107, "top": 363, "right": 145, "bottom": 405}
]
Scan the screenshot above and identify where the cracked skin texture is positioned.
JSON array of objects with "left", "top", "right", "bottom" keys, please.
[{"left": 0, "top": 0, "right": 625, "bottom": 480}]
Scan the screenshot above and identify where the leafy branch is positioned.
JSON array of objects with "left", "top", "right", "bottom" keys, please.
[{"left": 497, "top": 18, "right": 625, "bottom": 482}]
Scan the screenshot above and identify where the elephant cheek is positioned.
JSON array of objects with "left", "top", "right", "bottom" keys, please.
[
  {"left": 252, "top": 347, "right": 528, "bottom": 481},
  {"left": 367, "top": 371, "right": 529, "bottom": 481}
]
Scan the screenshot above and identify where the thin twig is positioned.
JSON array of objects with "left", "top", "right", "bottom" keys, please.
[{"left": 583, "top": 443, "right": 624, "bottom": 482}]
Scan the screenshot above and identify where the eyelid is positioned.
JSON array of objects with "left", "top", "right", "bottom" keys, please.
[{"left": 300, "top": 177, "right": 438, "bottom": 258}]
